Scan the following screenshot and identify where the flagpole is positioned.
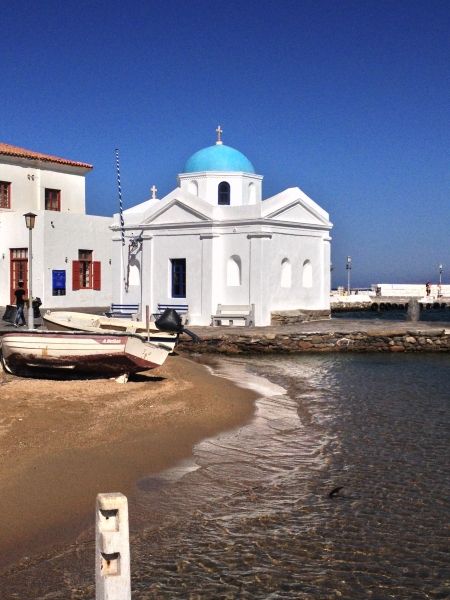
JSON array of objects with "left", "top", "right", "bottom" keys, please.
[{"left": 115, "top": 149, "right": 128, "bottom": 294}]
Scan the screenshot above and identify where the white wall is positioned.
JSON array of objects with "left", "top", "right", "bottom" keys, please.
[
  {"left": 178, "top": 172, "right": 263, "bottom": 206},
  {"left": 0, "top": 210, "right": 112, "bottom": 308},
  {"left": 0, "top": 158, "right": 87, "bottom": 214}
]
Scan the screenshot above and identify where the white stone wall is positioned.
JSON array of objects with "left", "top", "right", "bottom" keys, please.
[{"left": 375, "top": 283, "right": 450, "bottom": 298}]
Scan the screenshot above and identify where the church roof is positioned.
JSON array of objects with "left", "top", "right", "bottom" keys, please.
[
  {"left": 0, "top": 142, "right": 93, "bottom": 169},
  {"left": 184, "top": 142, "right": 255, "bottom": 174}
]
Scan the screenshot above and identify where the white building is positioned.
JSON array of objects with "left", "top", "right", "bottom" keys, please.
[
  {"left": 112, "top": 129, "right": 333, "bottom": 326},
  {"left": 0, "top": 142, "right": 112, "bottom": 309}
]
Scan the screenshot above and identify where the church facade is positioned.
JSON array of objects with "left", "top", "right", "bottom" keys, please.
[
  {"left": 112, "top": 129, "right": 332, "bottom": 326},
  {"left": 0, "top": 142, "right": 112, "bottom": 310}
]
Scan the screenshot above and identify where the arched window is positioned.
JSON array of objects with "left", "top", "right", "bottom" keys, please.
[
  {"left": 248, "top": 182, "right": 256, "bottom": 205},
  {"left": 188, "top": 180, "right": 198, "bottom": 196},
  {"left": 218, "top": 181, "right": 230, "bottom": 205},
  {"left": 281, "top": 258, "right": 291, "bottom": 288},
  {"left": 302, "top": 260, "right": 313, "bottom": 288},
  {"left": 227, "top": 255, "right": 241, "bottom": 286}
]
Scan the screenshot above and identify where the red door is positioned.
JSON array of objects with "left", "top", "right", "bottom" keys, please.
[{"left": 10, "top": 249, "right": 28, "bottom": 304}]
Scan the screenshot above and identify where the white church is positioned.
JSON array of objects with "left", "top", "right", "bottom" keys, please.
[
  {"left": 112, "top": 128, "right": 333, "bottom": 326},
  {"left": 0, "top": 142, "right": 112, "bottom": 310}
]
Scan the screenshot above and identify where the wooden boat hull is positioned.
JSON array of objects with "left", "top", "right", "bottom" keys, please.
[
  {"left": 0, "top": 331, "right": 170, "bottom": 378},
  {"left": 43, "top": 311, "right": 178, "bottom": 351}
]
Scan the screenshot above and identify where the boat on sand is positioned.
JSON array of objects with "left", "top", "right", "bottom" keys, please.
[
  {"left": 0, "top": 330, "right": 170, "bottom": 380},
  {"left": 43, "top": 310, "right": 178, "bottom": 350}
]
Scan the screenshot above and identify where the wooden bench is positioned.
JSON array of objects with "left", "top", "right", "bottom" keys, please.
[
  {"left": 105, "top": 303, "right": 140, "bottom": 318},
  {"left": 156, "top": 303, "right": 189, "bottom": 324},
  {"left": 212, "top": 304, "right": 255, "bottom": 326}
]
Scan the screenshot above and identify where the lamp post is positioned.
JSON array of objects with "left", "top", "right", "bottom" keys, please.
[
  {"left": 346, "top": 256, "right": 352, "bottom": 295},
  {"left": 438, "top": 264, "right": 443, "bottom": 297},
  {"left": 24, "top": 212, "right": 36, "bottom": 329}
]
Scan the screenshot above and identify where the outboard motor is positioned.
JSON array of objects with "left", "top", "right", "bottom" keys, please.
[
  {"left": 32, "top": 297, "right": 42, "bottom": 319},
  {"left": 154, "top": 308, "right": 200, "bottom": 343},
  {"left": 155, "top": 308, "right": 183, "bottom": 333}
]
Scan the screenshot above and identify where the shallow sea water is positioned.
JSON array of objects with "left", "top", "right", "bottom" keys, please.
[{"left": 2, "top": 353, "right": 450, "bottom": 599}]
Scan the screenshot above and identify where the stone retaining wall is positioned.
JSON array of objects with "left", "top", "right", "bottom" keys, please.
[
  {"left": 271, "top": 309, "right": 330, "bottom": 324},
  {"left": 179, "top": 329, "right": 450, "bottom": 354}
]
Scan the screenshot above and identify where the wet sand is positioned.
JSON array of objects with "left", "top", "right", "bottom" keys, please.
[{"left": 0, "top": 354, "right": 257, "bottom": 574}]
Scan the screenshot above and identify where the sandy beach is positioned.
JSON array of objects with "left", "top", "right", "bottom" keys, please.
[{"left": 0, "top": 353, "right": 257, "bottom": 576}]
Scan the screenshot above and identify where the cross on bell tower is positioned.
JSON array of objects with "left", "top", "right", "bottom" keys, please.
[{"left": 215, "top": 125, "right": 223, "bottom": 145}]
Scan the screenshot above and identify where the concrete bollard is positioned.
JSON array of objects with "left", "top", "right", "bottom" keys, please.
[
  {"left": 407, "top": 298, "right": 420, "bottom": 322},
  {"left": 95, "top": 493, "right": 131, "bottom": 600}
]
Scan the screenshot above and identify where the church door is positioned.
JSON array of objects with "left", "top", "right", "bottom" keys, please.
[{"left": 10, "top": 248, "right": 28, "bottom": 304}]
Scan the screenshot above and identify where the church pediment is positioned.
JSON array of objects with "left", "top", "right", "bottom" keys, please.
[
  {"left": 263, "top": 188, "right": 331, "bottom": 227},
  {"left": 142, "top": 194, "right": 212, "bottom": 225}
]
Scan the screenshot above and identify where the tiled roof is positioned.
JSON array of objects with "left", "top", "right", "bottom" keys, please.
[{"left": 0, "top": 142, "right": 93, "bottom": 169}]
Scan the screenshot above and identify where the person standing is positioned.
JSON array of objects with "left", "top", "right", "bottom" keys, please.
[{"left": 13, "top": 280, "right": 27, "bottom": 327}]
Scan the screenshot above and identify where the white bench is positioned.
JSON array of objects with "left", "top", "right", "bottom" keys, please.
[
  {"left": 212, "top": 304, "right": 255, "bottom": 326},
  {"left": 105, "top": 303, "right": 140, "bottom": 318}
]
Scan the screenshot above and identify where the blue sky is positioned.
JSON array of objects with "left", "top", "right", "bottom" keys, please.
[{"left": 2, "top": 0, "right": 449, "bottom": 287}]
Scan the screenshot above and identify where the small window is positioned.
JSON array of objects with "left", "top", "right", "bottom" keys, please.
[
  {"left": 218, "top": 181, "right": 230, "bottom": 205},
  {"left": 0, "top": 181, "right": 11, "bottom": 208},
  {"left": 227, "top": 255, "right": 241, "bottom": 286},
  {"left": 248, "top": 182, "right": 256, "bottom": 205},
  {"left": 78, "top": 250, "right": 93, "bottom": 288},
  {"left": 171, "top": 258, "right": 186, "bottom": 298},
  {"left": 45, "top": 188, "right": 61, "bottom": 211},
  {"left": 302, "top": 260, "right": 313, "bottom": 288},
  {"left": 188, "top": 180, "right": 198, "bottom": 196},
  {"left": 281, "top": 258, "right": 291, "bottom": 288}
]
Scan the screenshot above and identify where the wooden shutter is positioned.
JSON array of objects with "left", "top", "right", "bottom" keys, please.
[
  {"left": 93, "top": 261, "right": 101, "bottom": 291},
  {"left": 72, "top": 261, "right": 81, "bottom": 291}
]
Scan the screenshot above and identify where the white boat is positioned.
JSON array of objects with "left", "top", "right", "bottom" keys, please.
[
  {"left": 0, "top": 330, "right": 170, "bottom": 379},
  {"left": 43, "top": 310, "right": 178, "bottom": 351}
]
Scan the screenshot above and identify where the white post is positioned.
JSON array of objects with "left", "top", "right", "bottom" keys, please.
[{"left": 95, "top": 493, "right": 131, "bottom": 600}]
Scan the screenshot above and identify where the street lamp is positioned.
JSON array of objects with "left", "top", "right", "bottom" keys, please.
[
  {"left": 438, "top": 264, "right": 443, "bottom": 297},
  {"left": 346, "top": 256, "right": 352, "bottom": 294},
  {"left": 24, "top": 212, "right": 36, "bottom": 329}
]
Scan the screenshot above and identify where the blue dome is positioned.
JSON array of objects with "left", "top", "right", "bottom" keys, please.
[{"left": 184, "top": 143, "right": 255, "bottom": 173}]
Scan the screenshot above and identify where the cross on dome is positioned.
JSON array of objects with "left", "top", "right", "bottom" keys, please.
[
  {"left": 151, "top": 184, "right": 158, "bottom": 199},
  {"left": 215, "top": 125, "right": 223, "bottom": 145}
]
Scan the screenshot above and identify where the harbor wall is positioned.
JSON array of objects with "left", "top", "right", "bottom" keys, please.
[{"left": 179, "top": 328, "right": 450, "bottom": 354}]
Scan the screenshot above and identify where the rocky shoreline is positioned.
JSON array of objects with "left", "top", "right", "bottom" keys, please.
[{"left": 179, "top": 322, "right": 450, "bottom": 354}]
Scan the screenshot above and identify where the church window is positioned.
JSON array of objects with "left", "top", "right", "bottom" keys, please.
[
  {"left": 45, "top": 188, "right": 61, "bottom": 211},
  {"left": 248, "top": 182, "right": 256, "bottom": 205},
  {"left": 227, "top": 255, "right": 241, "bottom": 286},
  {"left": 281, "top": 258, "right": 291, "bottom": 288},
  {"left": 0, "top": 181, "right": 11, "bottom": 208},
  {"left": 218, "top": 181, "right": 230, "bottom": 205},
  {"left": 171, "top": 258, "right": 186, "bottom": 298},
  {"left": 188, "top": 180, "right": 198, "bottom": 196},
  {"left": 72, "top": 250, "right": 101, "bottom": 291},
  {"left": 302, "top": 260, "right": 313, "bottom": 288}
]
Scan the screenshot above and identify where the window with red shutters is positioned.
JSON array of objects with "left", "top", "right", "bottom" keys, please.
[
  {"left": 45, "top": 188, "right": 61, "bottom": 211},
  {"left": 0, "top": 181, "right": 11, "bottom": 208},
  {"left": 72, "top": 252, "right": 101, "bottom": 291}
]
